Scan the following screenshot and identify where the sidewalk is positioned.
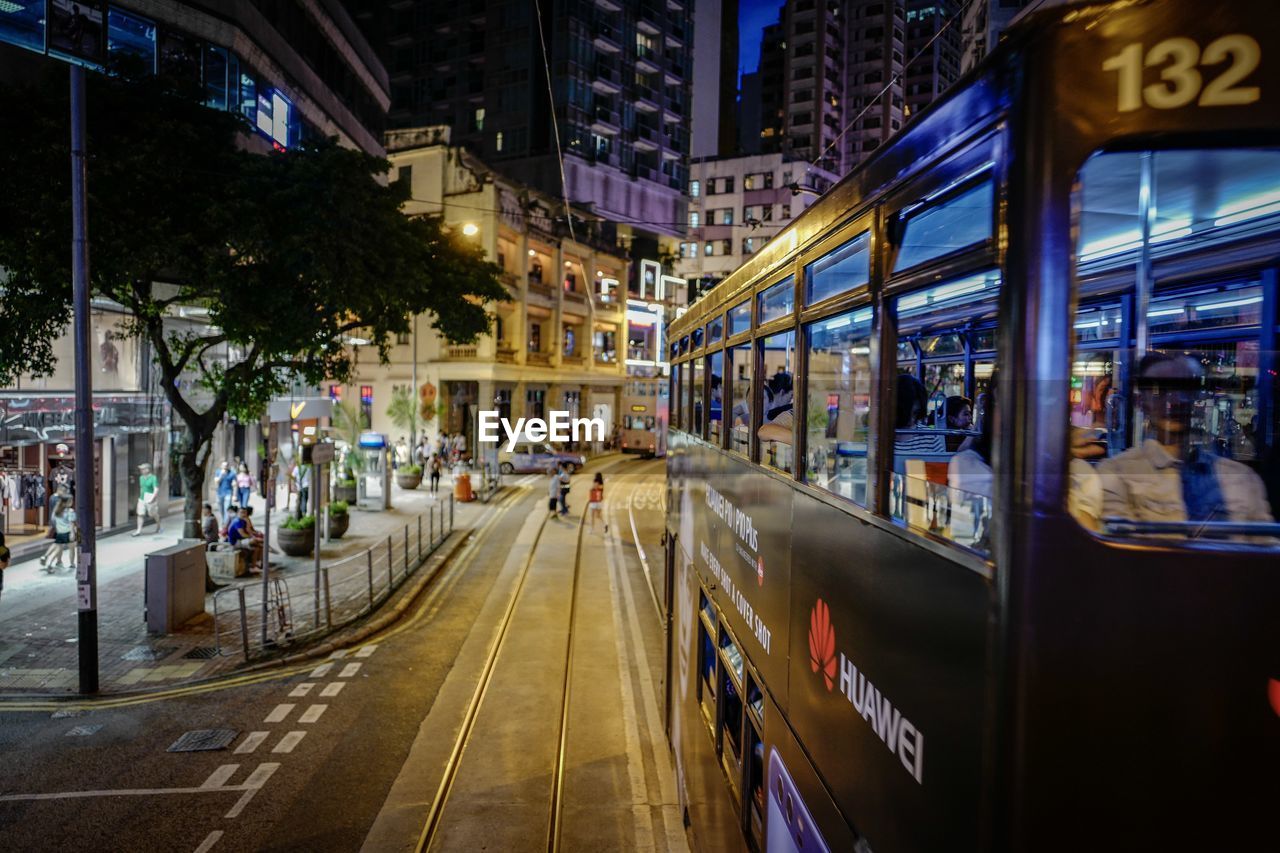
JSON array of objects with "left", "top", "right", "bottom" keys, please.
[{"left": 0, "top": 478, "right": 480, "bottom": 696}]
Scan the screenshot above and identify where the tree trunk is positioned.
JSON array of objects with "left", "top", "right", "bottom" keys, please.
[{"left": 179, "top": 448, "right": 205, "bottom": 540}]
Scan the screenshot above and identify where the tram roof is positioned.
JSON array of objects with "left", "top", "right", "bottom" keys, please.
[{"left": 670, "top": 0, "right": 1120, "bottom": 340}]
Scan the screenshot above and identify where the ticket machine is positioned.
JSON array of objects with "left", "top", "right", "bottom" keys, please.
[{"left": 356, "top": 432, "right": 391, "bottom": 510}]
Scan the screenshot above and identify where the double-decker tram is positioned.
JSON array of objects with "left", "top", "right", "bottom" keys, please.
[
  {"left": 622, "top": 374, "right": 669, "bottom": 457},
  {"left": 662, "top": 1, "right": 1280, "bottom": 850}
]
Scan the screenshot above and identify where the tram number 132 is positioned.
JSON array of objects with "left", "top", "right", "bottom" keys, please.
[{"left": 1102, "top": 35, "right": 1261, "bottom": 112}]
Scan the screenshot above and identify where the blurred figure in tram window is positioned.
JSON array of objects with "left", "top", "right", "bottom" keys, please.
[
  {"left": 1097, "top": 352, "right": 1273, "bottom": 527},
  {"left": 757, "top": 371, "right": 794, "bottom": 445},
  {"left": 945, "top": 396, "right": 973, "bottom": 430}
]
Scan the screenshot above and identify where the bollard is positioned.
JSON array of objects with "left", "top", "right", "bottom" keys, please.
[
  {"left": 430, "top": 505, "right": 436, "bottom": 548},
  {"left": 237, "top": 588, "right": 250, "bottom": 663},
  {"left": 404, "top": 524, "right": 410, "bottom": 571},
  {"left": 418, "top": 515, "right": 423, "bottom": 559},
  {"left": 387, "top": 535, "right": 394, "bottom": 588},
  {"left": 323, "top": 567, "right": 332, "bottom": 628},
  {"left": 449, "top": 493, "right": 454, "bottom": 532},
  {"left": 366, "top": 549, "right": 374, "bottom": 608}
]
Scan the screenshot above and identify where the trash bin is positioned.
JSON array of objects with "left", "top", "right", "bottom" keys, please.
[
  {"left": 145, "top": 540, "right": 208, "bottom": 634},
  {"left": 454, "top": 471, "right": 474, "bottom": 502}
]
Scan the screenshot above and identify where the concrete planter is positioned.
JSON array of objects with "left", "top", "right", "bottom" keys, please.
[
  {"left": 396, "top": 472, "right": 422, "bottom": 490},
  {"left": 327, "top": 511, "right": 350, "bottom": 539},
  {"left": 334, "top": 483, "right": 358, "bottom": 504},
  {"left": 276, "top": 526, "right": 314, "bottom": 557}
]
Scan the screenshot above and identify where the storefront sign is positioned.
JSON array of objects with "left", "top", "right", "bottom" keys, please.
[{"left": 267, "top": 397, "right": 333, "bottom": 423}]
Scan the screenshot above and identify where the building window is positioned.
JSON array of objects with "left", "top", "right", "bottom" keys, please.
[
  {"left": 782, "top": 203, "right": 792, "bottom": 219},
  {"left": 496, "top": 131, "right": 504, "bottom": 151},
  {"left": 743, "top": 237, "right": 756, "bottom": 254},
  {"left": 704, "top": 242, "right": 714, "bottom": 256},
  {"left": 529, "top": 323, "right": 541, "bottom": 353},
  {"left": 723, "top": 176, "right": 735, "bottom": 193},
  {"left": 689, "top": 210, "right": 700, "bottom": 228},
  {"left": 721, "top": 208, "right": 734, "bottom": 225},
  {"left": 397, "top": 164, "right": 413, "bottom": 188},
  {"left": 721, "top": 239, "right": 732, "bottom": 255},
  {"left": 474, "top": 107, "right": 485, "bottom": 131},
  {"left": 690, "top": 179, "right": 701, "bottom": 197}
]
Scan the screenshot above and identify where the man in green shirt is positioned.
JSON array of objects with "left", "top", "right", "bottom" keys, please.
[{"left": 133, "top": 462, "right": 161, "bottom": 536}]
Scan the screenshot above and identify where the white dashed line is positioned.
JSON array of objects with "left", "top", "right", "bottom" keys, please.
[
  {"left": 193, "top": 829, "right": 223, "bottom": 853},
  {"left": 354, "top": 644, "right": 378, "bottom": 658},
  {"left": 329, "top": 649, "right": 349, "bottom": 659},
  {"left": 272, "top": 731, "right": 307, "bottom": 754},
  {"left": 309, "top": 663, "right": 333, "bottom": 678},
  {"left": 339, "top": 662, "right": 362, "bottom": 678},
  {"left": 235, "top": 732, "right": 270, "bottom": 755},
  {"left": 320, "top": 682, "right": 346, "bottom": 698},
  {"left": 200, "top": 765, "right": 239, "bottom": 790},
  {"left": 224, "top": 763, "right": 279, "bottom": 819},
  {"left": 289, "top": 683, "right": 315, "bottom": 698},
  {"left": 264, "top": 703, "right": 294, "bottom": 724},
  {"left": 298, "top": 704, "right": 327, "bottom": 724}
]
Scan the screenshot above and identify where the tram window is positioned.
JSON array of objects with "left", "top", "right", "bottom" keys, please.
[
  {"left": 693, "top": 328, "right": 705, "bottom": 350},
  {"left": 729, "top": 299, "right": 752, "bottom": 336},
  {"left": 759, "top": 331, "right": 796, "bottom": 473},
  {"left": 708, "top": 350, "right": 725, "bottom": 446},
  {"left": 888, "top": 270, "right": 1001, "bottom": 555},
  {"left": 675, "top": 362, "right": 687, "bottom": 432},
  {"left": 746, "top": 722, "right": 765, "bottom": 850},
  {"left": 758, "top": 276, "right": 796, "bottom": 325},
  {"left": 806, "top": 230, "right": 871, "bottom": 305},
  {"left": 1077, "top": 148, "right": 1280, "bottom": 273},
  {"left": 708, "top": 315, "right": 724, "bottom": 344},
  {"left": 805, "top": 307, "right": 873, "bottom": 506},
  {"left": 698, "top": 619, "right": 717, "bottom": 729},
  {"left": 719, "top": 633, "right": 745, "bottom": 780},
  {"left": 891, "top": 176, "right": 994, "bottom": 274},
  {"left": 692, "top": 358, "right": 706, "bottom": 437},
  {"left": 730, "top": 342, "right": 753, "bottom": 455},
  {"left": 1068, "top": 148, "right": 1280, "bottom": 547}
]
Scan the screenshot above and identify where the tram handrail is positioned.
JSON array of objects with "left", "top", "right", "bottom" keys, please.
[{"left": 1102, "top": 518, "right": 1280, "bottom": 539}]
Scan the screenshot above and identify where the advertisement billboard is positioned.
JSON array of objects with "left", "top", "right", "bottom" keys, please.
[{"left": 47, "top": 0, "right": 108, "bottom": 66}]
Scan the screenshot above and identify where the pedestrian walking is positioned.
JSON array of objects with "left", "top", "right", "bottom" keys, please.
[
  {"left": 41, "top": 500, "right": 76, "bottom": 571},
  {"left": 429, "top": 453, "right": 443, "bottom": 494},
  {"left": 557, "top": 463, "right": 572, "bottom": 516},
  {"left": 547, "top": 467, "right": 561, "bottom": 517},
  {"left": 215, "top": 460, "right": 235, "bottom": 518},
  {"left": 588, "top": 472, "right": 608, "bottom": 534},
  {"left": 235, "top": 462, "right": 254, "bottom": 511},
  {"left": 132, "top": 463, "right": 161, "bottom": 536},
  {"left": 0, "top": 541, "right": 9, "bottom": 609},
  {"left": 297, "top": 462, "right": 311, "bottom": 516}
]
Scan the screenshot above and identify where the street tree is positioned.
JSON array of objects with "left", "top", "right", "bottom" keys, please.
[{"left": 0, "top": 67, "right": 506, "bottom": 537}]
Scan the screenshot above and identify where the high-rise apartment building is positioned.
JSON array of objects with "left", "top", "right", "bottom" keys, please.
[
  {"left": 349, "top": 0, "right": 694, "bottom": 251},
  {"left": 690, "top": 0, "right": 741, "bottom": 158},
  {"left": 746, "top": 0, "right": 962, "bottom": 176},
  {"left": 960, "top": 0, "right": 1036, "bottom": 73}
]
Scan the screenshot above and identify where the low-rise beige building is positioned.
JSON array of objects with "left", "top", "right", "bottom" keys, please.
[{"left": 346, "top": 127, "right": 632, "bottom": 455}]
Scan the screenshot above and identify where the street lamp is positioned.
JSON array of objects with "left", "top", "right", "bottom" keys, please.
[{"left": 462, "top": 222, "right": 479, "bottom": 236}]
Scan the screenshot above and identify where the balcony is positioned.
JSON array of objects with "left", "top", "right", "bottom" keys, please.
[
  {"left": 592, "top": 62, "right": 622, "bottom": 94},
  {"left": 636, "top": 3, "right": 662, "bottom": 35},
  {"left": 527, "top": 351, "right": 552, "bottom": 366},
  {"left": 634, "top": 85, "right": 660, "bottom": 112},
  {"left": 635, "top": 46, "right": 660, "bottom": 74},
  {"left": 591, "top": 106, "right": 620, "bottom": 136},
  {"left": 594, "top": 25, "right": 622, "bottom": 53},
  {"left": 634, "top": 124, "right": 659, "bottom": 152},
  {"left": 561, "top": 354, "right": 586, "bottom": 367},
  {"left": 528, "top": 279, "right": 555, "bottom": 299},
  {"left": 444, "top": 345, "right": 479, "bottom": 360},
  {"left": 496, "top": 346, "right": 517, "bottom": 364}
]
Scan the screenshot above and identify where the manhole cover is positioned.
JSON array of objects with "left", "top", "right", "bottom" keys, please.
[
  {"left": 183, "top": 647, "right": 220, "bottom": 660},
  {"left": 123, "top": 646, "right": 175, "bottom": 662},
  {"left": 65, "top": 724, "right": 102, "bottom": 737},
  {"left": 168, "top": 729, "right": 238, "bottom": 753}
]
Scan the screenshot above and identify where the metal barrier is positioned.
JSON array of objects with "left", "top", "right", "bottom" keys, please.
[{"left": 213, "top": 496, "right": 456, "bottom": 662}]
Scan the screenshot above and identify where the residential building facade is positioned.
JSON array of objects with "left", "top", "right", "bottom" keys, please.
[
  {"left": 675, "top": 153, "right": 838, "bottom": 299},
  {"left": 350, "top": 127, "right": 632, "bottom": 457}
]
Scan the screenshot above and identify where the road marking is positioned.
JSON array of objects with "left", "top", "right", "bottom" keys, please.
[
  {"left": 339, "top": 662, "right": 362, "bottom": 678},
  {"left": 329, "top": 649, "right": 349, "bottom": 659},
  {"left": 272, "top": 731, "right": 306, "bottom": 754},
  {"left": 289, "top": 683, "right": 315, "bottom": 697},
  {"left": 225, "top": 763, "right": 280, "bottom": 819},
  {"left": 354, "top": 644, "right": 378, "bottom": 658},
  {"left": 320, "top": 682, "right": 345, "bottom": 698},
  {"left": 309, "top": 663, "right": 333, "bottom": 678},
  {"left": 193, "top": 830, "right": 223, "bottom": 853},
  {"left": 299, "top": 704, "right": 327, "bottom": 724},
  {"left": 264, "top": 703, "right": 294, "bottom": 724},
  {"left": 235, "top": 732, "right": 270, "bottom": 755},
  {"left": 200, "top": 765, "right": 240, "bottom": 790}
]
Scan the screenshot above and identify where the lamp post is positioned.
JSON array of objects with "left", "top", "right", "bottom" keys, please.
[{"left": 70, "top": 65, "right": 98, "bottom": 694}]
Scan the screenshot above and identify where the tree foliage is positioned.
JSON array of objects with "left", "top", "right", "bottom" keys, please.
[{"left": 0, "top": 66, "right": 506, "bottom": 534}]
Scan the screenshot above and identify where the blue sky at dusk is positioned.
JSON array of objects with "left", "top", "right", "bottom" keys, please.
[{"left": 739, "top": 0, "right": 780, "bottom": 82}]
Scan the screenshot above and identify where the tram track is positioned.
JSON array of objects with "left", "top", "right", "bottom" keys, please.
[{"left": 414, "top": 456, "right": 631, "bottom": 853}]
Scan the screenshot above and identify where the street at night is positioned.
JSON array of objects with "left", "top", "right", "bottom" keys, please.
[{"left": 2, "top": 0, "right": 1279, "bottom": 851}]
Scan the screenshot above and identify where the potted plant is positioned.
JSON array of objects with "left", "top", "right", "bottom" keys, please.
[
  {"left": 396, "top": 463, "right": 422, "bottom": 490},
  {"left": 334, "top": 475, "right": 358, "bottom": 504},
  {"left": 327, "top": 500, "right": 350, "bottom": 539},
  {"left": 277, "top": 514, "right": 316, "bottom": 557}
]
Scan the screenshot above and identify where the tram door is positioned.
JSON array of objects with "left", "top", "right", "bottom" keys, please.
[{"left": 663, "top": 527, "right": 676, "bottom": 735}]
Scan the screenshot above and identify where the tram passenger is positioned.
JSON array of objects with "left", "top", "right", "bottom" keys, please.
[
  {"left": 948, "top": 379, "right": 995, "bottom": 550},
  {"left": 1095, "top": 353, "right": 1273, "bottom": 530},
  {"left": 757, "top": 371, "right": 794, "bottom": 444},
  {"left": 893, "top": 374, "right": 946, "bottom": 455}
]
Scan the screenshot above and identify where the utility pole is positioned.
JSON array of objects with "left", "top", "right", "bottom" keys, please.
[
  {"left": 70, "top": 65, "right": 98, "bottom": 694},
  {"left": 410, "top": 314, "right": 418, "bottom": 456}
]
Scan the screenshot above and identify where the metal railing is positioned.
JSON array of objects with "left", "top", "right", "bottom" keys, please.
[{"left": 213, "top": 496, "right": 457, "bottom": 662}]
